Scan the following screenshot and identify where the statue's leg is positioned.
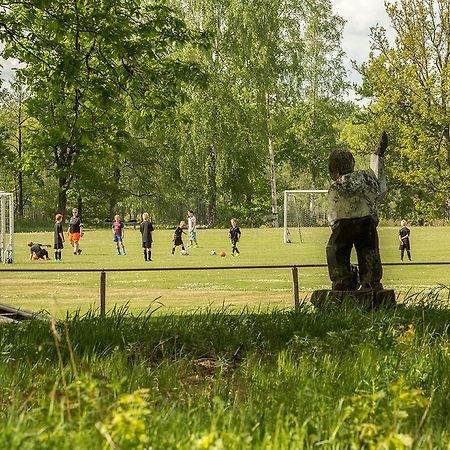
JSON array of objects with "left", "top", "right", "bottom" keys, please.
[
  {"left": 355, "top": 217, "right": 383, "bottom": 290},
  {"left": 326, "top": 221, "right": 355, "bottom": 290}
]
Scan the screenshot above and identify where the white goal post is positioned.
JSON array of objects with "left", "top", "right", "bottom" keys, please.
[
  {"left": 0, "top": 191, "right": 14, "bottom": 263},
  {"left": 283, "top": 189, "right": 328, "bottom": 243}
]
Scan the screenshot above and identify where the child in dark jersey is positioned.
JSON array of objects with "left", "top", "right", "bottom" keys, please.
[
  {"left": 228, "top": 218, "right": 241, "bottom": 256},
  {"left": 68, "top": 207, "right": 83, "bottom": 255},
  {"left": 54, "top": 214, "right": 64, "bottom": 261},
  {"left": 140, "top": 212, "right": 154, "bottom": 261},
  {"left": 28, "top": 241, "right": 50, "bottom": 260},
  {"left": 171, "top": 221, "right": 186, "bottom": 256},
  {"left": 398, "top": 219, "right": 411, "bottom": 261}
]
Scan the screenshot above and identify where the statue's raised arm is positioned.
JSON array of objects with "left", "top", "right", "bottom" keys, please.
[
  {"left": 374, "top": 131, "right": 388, "bottom": 157},
  {"left": 370, "top": 131, "right": 388, "bottom": 194}
]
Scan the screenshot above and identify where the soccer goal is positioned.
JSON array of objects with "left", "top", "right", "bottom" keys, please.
[
  {"left": 0, "top": 191, "right": 14, "bottom": 263},
  {"left": 283, "top": 189, "right": 328, "bottom": 243}
]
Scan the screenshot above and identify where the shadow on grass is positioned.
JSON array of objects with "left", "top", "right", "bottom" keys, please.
[{"left": 1, "top": 285, "right": 450, "bottom": 364}]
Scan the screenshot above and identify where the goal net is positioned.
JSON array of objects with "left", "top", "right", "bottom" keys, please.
[
  {"left": 283, "top": 190, "right": 328, "bottom": 243},
  {"left": 0, "top": 192, "right": 14, "bottom": 263}
]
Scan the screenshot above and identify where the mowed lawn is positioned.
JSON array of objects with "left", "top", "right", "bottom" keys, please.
[{"left": 1, "top": 226, "right": 450, "bottom": 315}]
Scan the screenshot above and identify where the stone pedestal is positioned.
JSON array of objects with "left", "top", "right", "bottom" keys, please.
[{"left": 310, "top": 289, "right": 396, "bottom": 310}]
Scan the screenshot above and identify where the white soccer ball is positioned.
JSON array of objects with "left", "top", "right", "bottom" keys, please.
[
  {"left": 180, "top": 250, "right": 189, "bottom": 256},
  {"left": 210, "top": 250, "right": 216, "bottom": 255}
]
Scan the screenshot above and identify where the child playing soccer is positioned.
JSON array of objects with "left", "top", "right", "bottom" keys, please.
[
  {"left": 68, "top": 207, "right": 83, "bottom": 255},
  {"left": 171, "top": 221, "right": 186, "bottom": 256},
  {"left": 54, "top": 213, "right": 64, "bottom": 261},
  {"left": 228, "top": 218, "right": 241, "bottom": 256},
  {"left": 187, "top": 210, "right": 199, "bottom": 248},
  {"left": 28, "top": 241, "right": 51, "bottom": 260},
  {"left": 112, "top": 214, "right": 126, "bottom": 255},
  {"left": 398, "top": 219, "right": 411, "bottom": 261},
  {"left": 140, "top": 212, "right": 154, "bottom": 261}
]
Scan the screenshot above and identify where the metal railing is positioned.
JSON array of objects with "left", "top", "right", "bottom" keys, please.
[{"left": 1, "top": 261, "right": 450, "bottom": 315}]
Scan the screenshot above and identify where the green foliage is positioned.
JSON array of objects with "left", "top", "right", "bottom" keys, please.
[
  {"left": 217, "top": 196, "right": 273, "bottom": 227},
  {"left": 0, "top": 0, "right": 207, "bottom": 214},
  {"left": 0, "top": 0, "right": 351, "bottom": 226},
  {"left": 0, "top": 123, "right": 12, "bottom": 165},
  {"left": 356, "top": 0, "right": 450, "bottom": 222},
  {"left": 281, "top": 98, "right": 352, "bottom": 186},
  {"left": 135, "top": 0, "right": 350, "bottom": 226}
]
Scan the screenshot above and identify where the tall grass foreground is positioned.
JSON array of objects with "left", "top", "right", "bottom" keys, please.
[{"left": 1, "top": 295, "right": 450, "bottom": 449}]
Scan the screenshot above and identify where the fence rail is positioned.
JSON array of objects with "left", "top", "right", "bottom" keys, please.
[{"left": 2, "top": 262, "right": 450, "bottom": 315}]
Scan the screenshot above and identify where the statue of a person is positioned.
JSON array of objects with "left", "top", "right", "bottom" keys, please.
[{"left": 326, "top": 132, "right": 388, "bottom": 291}]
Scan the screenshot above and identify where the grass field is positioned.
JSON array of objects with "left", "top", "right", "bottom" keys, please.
[
  {"left": 2, "top": 227, "right": 450, "bottom": 448},
  {"left": 1, "top": 226, "right": 450, "bottom": 315}
]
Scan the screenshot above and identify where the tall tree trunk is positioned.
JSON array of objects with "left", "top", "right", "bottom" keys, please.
[
  {"left": 16, "top": 90, "right": 25, "bottom": 218},
  {"left": 17, "top": 171, "right": 24, "bottom": 218},
  {"left": 58, "top": 177, "right": 67, "bottom": 216},
  {"left": 17, "top": 126, "right": 24, "bottom": 216},
  {"left": 108, "top": 168, "right": 121, "bottom": 219},
  {"left": 207, "top": 144, "right": 217, "bottom": 228},
  {"left": 77, "top": 197, "right": 83, "bottom": 219},
  {"left": 444, "top": 127, "right": 450, "bottom": 218},
  {"left": 265, "top": 92, "right": 279, "bottom": 227}
]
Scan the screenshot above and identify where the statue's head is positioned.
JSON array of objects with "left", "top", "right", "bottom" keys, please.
[{"left": 328, "top": 149, "right": 355, "bottom": 181}]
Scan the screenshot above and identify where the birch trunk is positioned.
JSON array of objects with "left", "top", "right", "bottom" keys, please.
[{"left": 265, "top": 92, "right": 279, "bottom": 227}]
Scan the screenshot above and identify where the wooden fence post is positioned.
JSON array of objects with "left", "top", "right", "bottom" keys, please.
[
  {"left": 292, "top": 265, "right": 299, "bottom": 309},
  {"left": 100, "top": 271, "right": 106, "bottom": 316}
]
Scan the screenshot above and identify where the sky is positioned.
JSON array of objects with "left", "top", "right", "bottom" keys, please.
[
  {"left": 0, "top": 0, "right": 393, "bottom": 92},
  {"left": 332, "top": 0, "right": 393, "bottom": 88}
]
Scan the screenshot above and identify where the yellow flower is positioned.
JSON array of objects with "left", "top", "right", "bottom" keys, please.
[{"left": 397, "top": 324, "right": 415, "bottom": 345}]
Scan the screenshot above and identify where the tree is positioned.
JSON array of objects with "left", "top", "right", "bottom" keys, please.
[
  {"left": 0, "top": 89, "right": 14, "bottom": 190},
  {"left": 159, "top": 0, "right": 274, "bottom": 227},
  {"left": 0, "top": 79, "right": 32, "bottom": 217},
  {"left": 224, "top": 0, "right": 348, "bottom": 225},
  {"left": 161, "top": 0, "right": 348, "bottom": 227},
  {"left": 222, "top": 0, "right": 297, "bottom": 227},
  {"left": 358, "top": 0, "right": 450, "bottom": 221},
  {"left": 0, "top": 0, "right": 206, "bottom": 215},
  {"left": 283, "top": 0, "right": 348, "bottom": 187}
]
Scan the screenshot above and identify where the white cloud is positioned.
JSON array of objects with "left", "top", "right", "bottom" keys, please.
[
  {"left": 1, "top": 57, "right": 24, "bottom": 87},
  {"left": 332, "top": 0, "right": 393, "bottom": 88},
  {"left": 334, "top": 0, "right": 389, "bottom": 35}
]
